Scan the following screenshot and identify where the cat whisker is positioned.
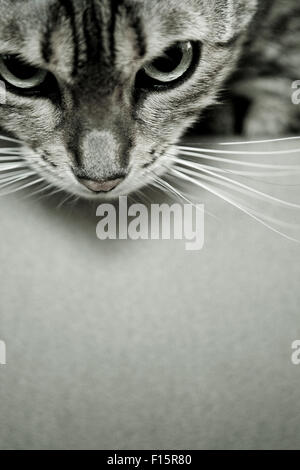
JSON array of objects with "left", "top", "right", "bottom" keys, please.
[
  {"left": 0, "top": 159, "right": 24, "bottom": 164},
  {"left": 0, "top": 155, "right": 28, "bottom": 161},
  {"left": 1, "top": 156, "right": 53, "bottom": 167},
  {"left": 151, "top": 174, "right": 191, "bottom": 204},
  {"left": 218, "top": 136, "right": 300, "bottom": 146},
  {"left": 135, "top": 189, "right": 152, "bottom": 204},
  {"left": 151, "top": 172, "right": 216, "bottom": 219},
  {"left": 172, "top": 158, "right": 300, "bottom": 209},
  {"left": 57, "top": 192, "right": 75, "bottom": 209},
  {"left": 22, "top": 182, "right": 54, "bottom": 200},
  {"left": 0, "top": 171, "right": 35, "bottom": 190},
  {"left": 151, "top": 168, "right": 196, "bottom": 203},
  {"left": 170, "top": 168, "right": 300, "bottom": 243},
  {"left": 35, "top": 186, "right": 65, "bottom": 202},
  {"left": 71, "top": 196, "right": 80, "bottom": 207},
  {"left": 0, "top": 169, "right": 34, "bottom": 183},
  {"left": 0, "top": 134, "right": 22, "bottom": 144},
  {"left": 0, "top": 149, "right": 24, "bottom": 154},
  {"left": 0, "top": 164, "right": 29, "bottom": 173},
  {"left": 175, "top": 150, "right": 300, "bottom": 170},
  {"left": 0, "top": 176, "right": 44, "bottom": 197},
  {"left": 178, "top": 145, "right": 300, "bottom": 156},
  {"left": 128, "top": 193, "right": 140, "bottom": 205},
  {"left": 166, "top": 153, "right": 298, "bottom": 178},
  {"left": 166, "top": 169, "right": 300, "bottom": 228},
  {"left": 168, "top": 172, "right": 300, "bottom": 230}
]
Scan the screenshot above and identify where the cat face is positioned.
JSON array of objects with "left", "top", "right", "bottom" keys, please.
[{"left": 0, "top": 0, "right": 257, "bottom": 198}]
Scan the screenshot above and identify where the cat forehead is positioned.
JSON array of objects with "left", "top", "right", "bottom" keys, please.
[{"left": 0, "top": 0, "right": 257, "bottom": 81}]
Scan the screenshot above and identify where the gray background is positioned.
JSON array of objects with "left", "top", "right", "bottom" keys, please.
[{"left": 0, "top": 141, "right": 300, "bottom": 450}]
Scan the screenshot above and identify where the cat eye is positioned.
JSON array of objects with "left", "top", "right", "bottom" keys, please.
[
  {"left": 143, "top": 42, "right": 193, "bottom": 83},
  {"left": 135, "top": 41, "right": 200, "bottom": 92},
  {"left": 0, "top": 55, "right": 47, "bottom": 90}
]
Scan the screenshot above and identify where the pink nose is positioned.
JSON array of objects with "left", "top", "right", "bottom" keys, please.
[{"left": 78, "top": 177, "right": 124, "bottom": 193}]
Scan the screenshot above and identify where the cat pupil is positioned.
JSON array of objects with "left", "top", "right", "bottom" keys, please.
[
  {"left": 4, "top": 55, "right": 37, "bottom": 79},
  {"left": 153, "top": 46, "right": 182, "bottom": 73}
]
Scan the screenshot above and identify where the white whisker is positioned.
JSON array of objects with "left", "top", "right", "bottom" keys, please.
[
  {"left": 0, "top": 163, "right": 28, "bottom": 172},
  {"left": 0, "top": 172, "right": 35, "bottom": 190},
  {"left": 176, "top": 150, "right": 300, "bottom": 170},
  {"left": 0, "top": 177, "right": 44, "bottom": 197},
  {"left": 36, "top": 186, "right": 65, "bottom": 201},
  {"left": 135, "top": 189, "right": 152, "bottom": 204},
  {"left": 173, "top": 160, "right": 300, "bottom": 209},
  {"left": 0, "top": 150, "right": 23, "bottom": 154},
  {"left": 22, "top": 182, "right": 53, "bottom": 200},
  {"left": 0, "top": 170, "right": 34, "bottom": 183},
  {"left": 167, "top": 172, "right": 300, "bottom": 230},
  {"left": 153, "top": 173, "right": 217, "bottom": 219},
  {"left": 218, "top": 136, "right": 300, "bottom": 146},
  {"left": 0, "top": 135, "right": 22, "bottom": 144},
  {"left": 178, "top": 145, "right": 300, "bottom": 156},
  {"left": 170, "top": 168, "right": 300, "bottom": 243},
  {"left": 0, "top": 159, "right": 23, "bottom": 163},
  {"left": 152, "top": 175, "right": 194, "bottom": 206},
  {"left": 57, "top": 193, "right": 74, "bottom": 209},
  {"left": 166, "top": 153, "right": 299, "bottom": 178}
]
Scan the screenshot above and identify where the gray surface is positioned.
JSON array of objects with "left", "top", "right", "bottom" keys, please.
[{"left": 0, "top": 142, "right": 300, "bottom": 450}]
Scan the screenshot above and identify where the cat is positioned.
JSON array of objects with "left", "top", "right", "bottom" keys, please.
[{"left": 0, "top": 0, "right": 299, "bottom": 199}]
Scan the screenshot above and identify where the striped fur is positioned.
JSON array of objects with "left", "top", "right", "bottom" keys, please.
[{"left": 0, "top": 0, "right": 299, "bottom": 198}]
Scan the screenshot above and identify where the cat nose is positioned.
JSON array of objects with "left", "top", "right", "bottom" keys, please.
[{"left": 78, "top": 176, "right": 124, "bottom": 193}]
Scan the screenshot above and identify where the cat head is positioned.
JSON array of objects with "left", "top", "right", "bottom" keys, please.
[{"left": 0, "top": 0, "right": 257, "bottom": 198}]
